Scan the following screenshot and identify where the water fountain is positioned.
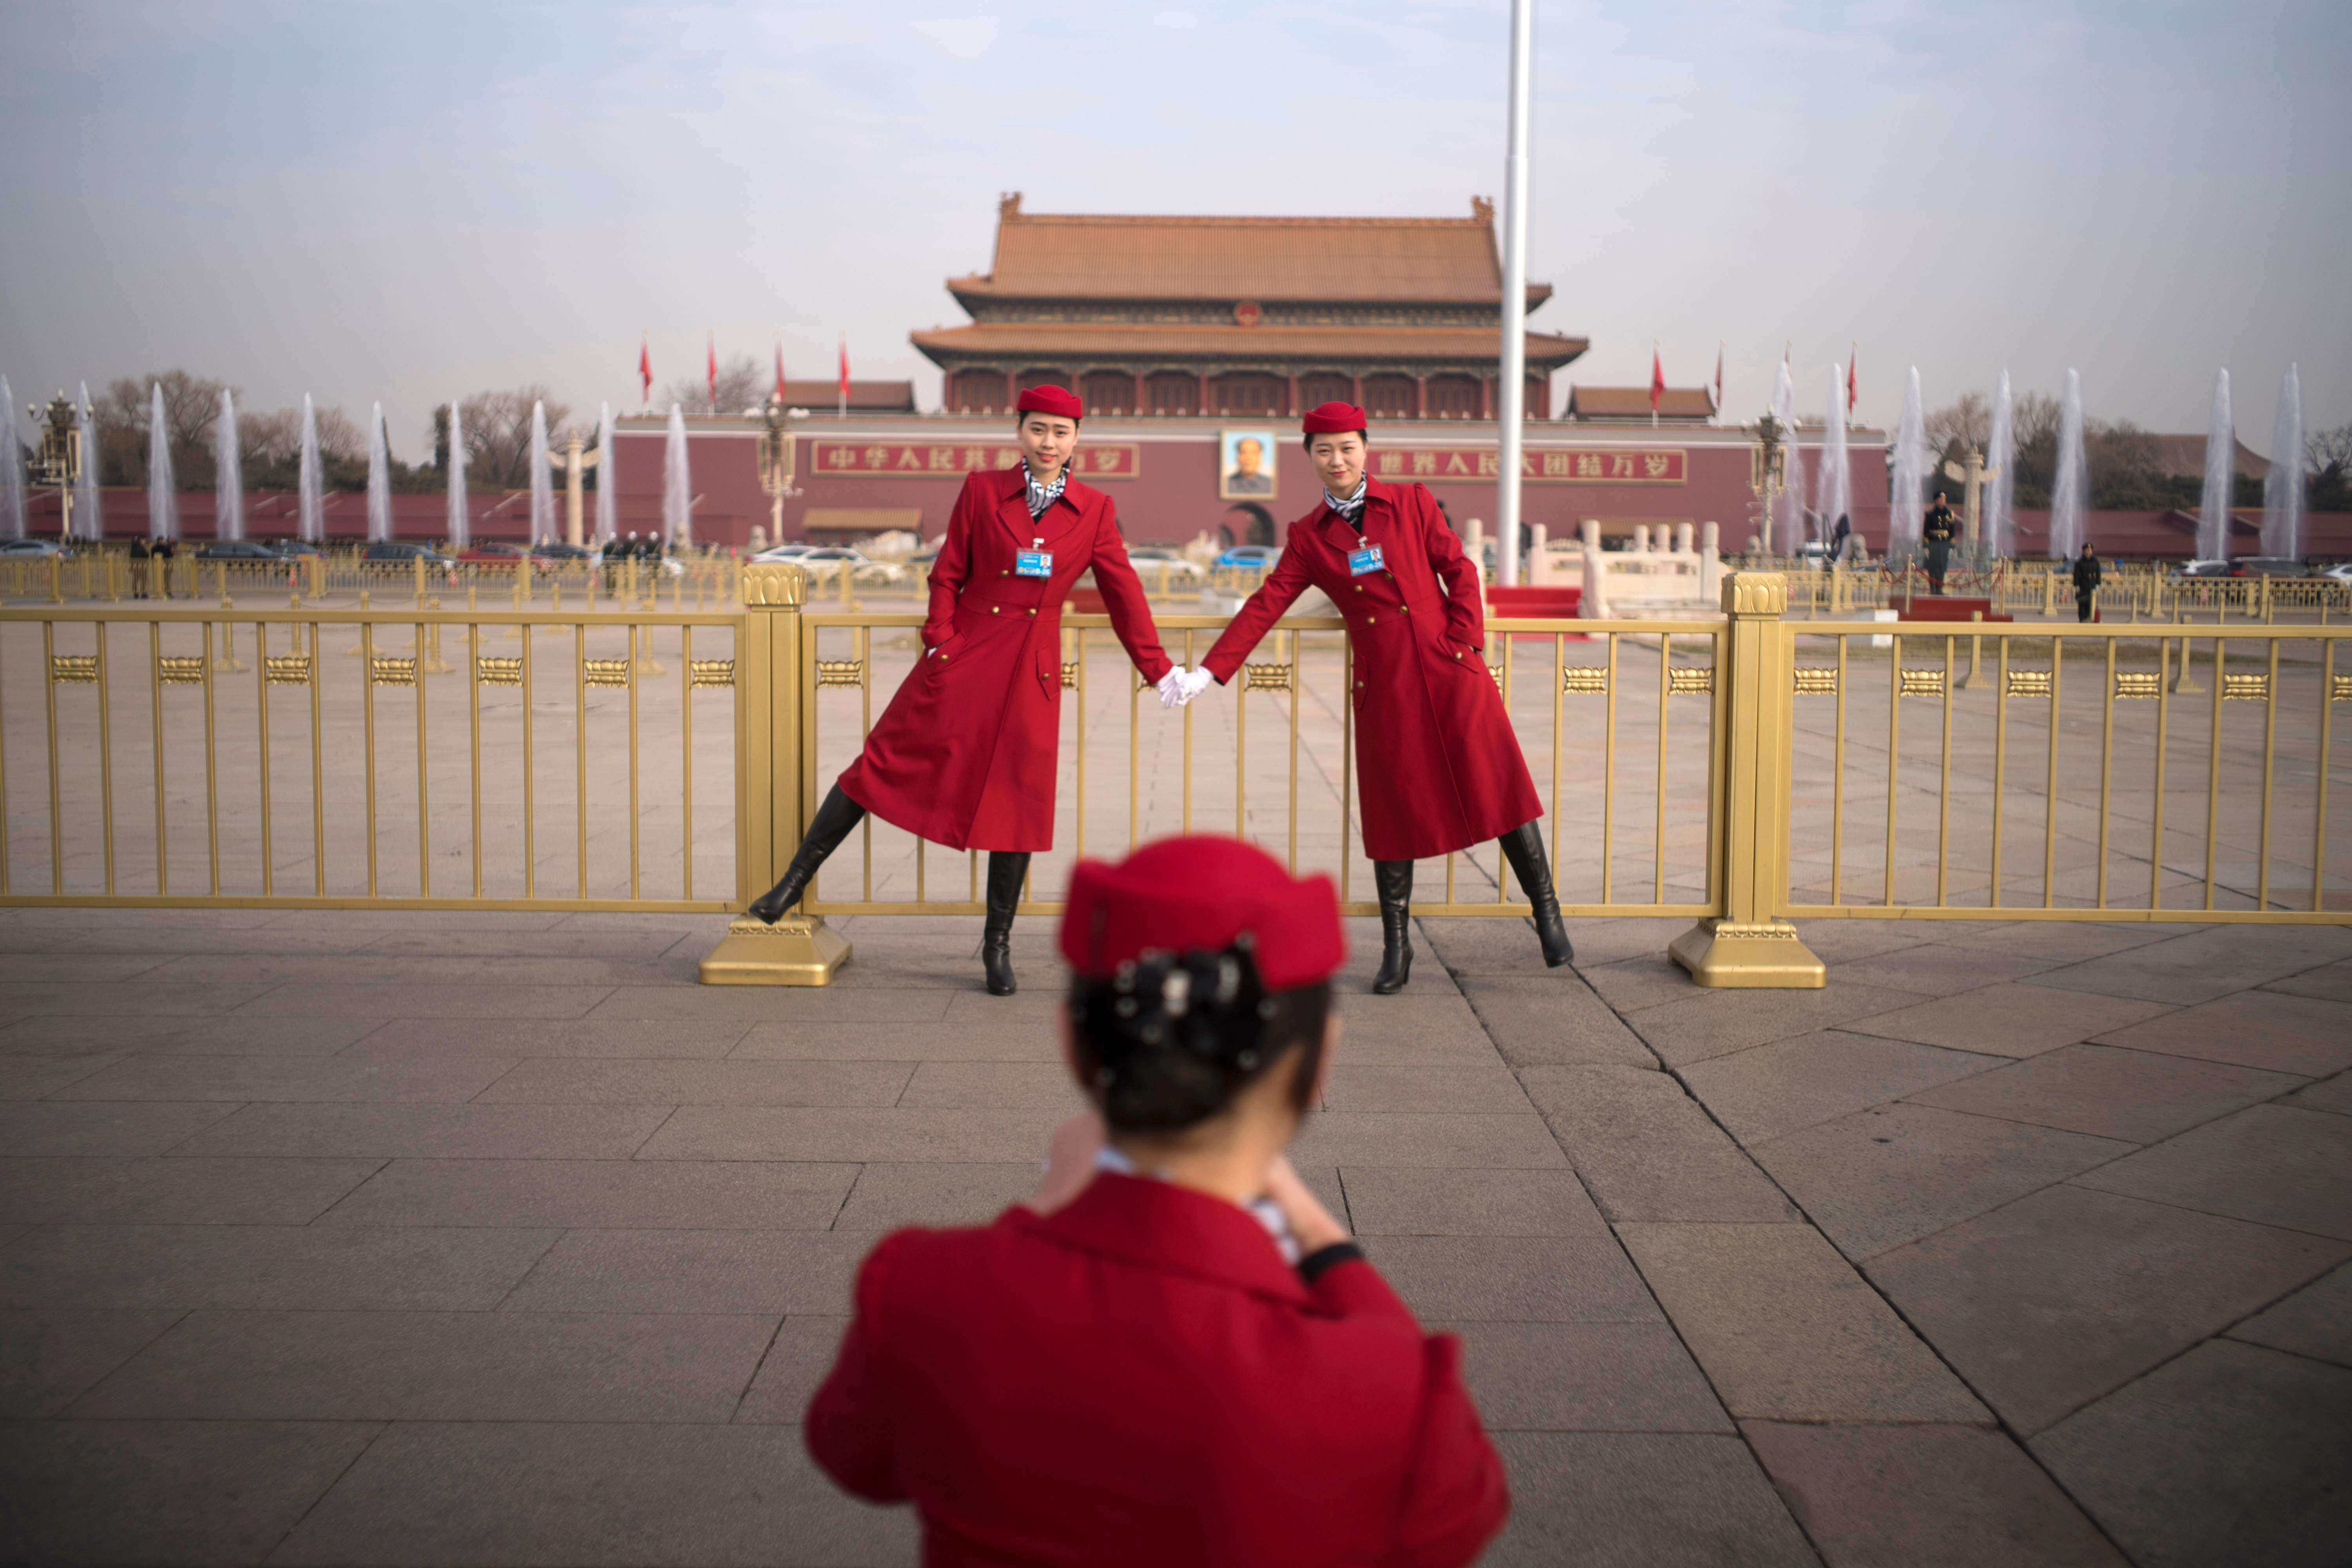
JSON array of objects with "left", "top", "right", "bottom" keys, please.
[
  {"left": 529, "top": 401, "right": 554, "bottom": 544},
  {"left": 2262, "top": 363, "right": 2303, "bottom": 559},
  {"left": 298, "top": 395, "right": 324, "bottom": 544},
  {"left": 1984, "top": 372, "right": 2016, "bottom": 559},
  {"left": 74, "top": 384, "right": 103, "bottom": 540},
  {"left": 365, "top": 403, "right": 392, "bottom": 542},
  {"left": 1812, "top": 363, "right": 1851, "bottom": 549},
  {"left": 1889, "top": 367, "right": 1928, "bottom": 556},
  {"left": 663, "top": 404, "right": 691, "bottom": 545},
  {"left": 2197, "top": 370, "right": 2233, "bottom": 562},
  {"left": 1769, "top": 361, "right": 1802, "bottom": 554},
  {"left": 594, "top": 403, "right": 616, "bottom": 545},
  {"left": 2047, "top": 368, "right": 2087, "bottom": 559},
  {"left": 215, "top": 389, "right": 244, "bottom": 541},
  {"left": 0, "top": 375, "right": 22, "bottom": 540},
  {"left": 147, "top": 385, "right": 178, "bottom": 539},
  {"left": 446, "top": 401, "right": 469, "bottom": 549}
]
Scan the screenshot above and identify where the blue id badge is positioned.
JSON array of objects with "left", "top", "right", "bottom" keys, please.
[
  {"left": 1348, "top": 544, "right": 1385, "bottom": 575},
  {"left": 1016, "top": 550, "right": 1053, "bottom": 578}
]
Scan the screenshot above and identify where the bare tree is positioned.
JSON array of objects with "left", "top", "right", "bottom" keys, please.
[
  {"left": 456, "top": 387, "right": 572, "bottom": 489},
  {"left": 657, "top": 354, "right": 766, "bottom": 416},
  {"left": 2309, "top": 422, "right": 2352, "bottom": 511},
  {"left": 96, "top": 370, "right": 232, "bottom": 486},
  {"left": 1924, "top": 391, "right": 1990, "bottom": 459}
]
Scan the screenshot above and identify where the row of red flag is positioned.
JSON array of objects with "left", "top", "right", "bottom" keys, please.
[
  {"left": 636, "top": 335, "right": 853, "bottom": 412},
  {"left": 1650, "top": 343, "right": 1860, "bottom": 418}
]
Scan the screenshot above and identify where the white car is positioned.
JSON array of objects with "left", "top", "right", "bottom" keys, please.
[
  {"left": 753, "top": 544, "right": 818, "bottom": 563},
  {"left": 794, "top": 546, "right": 907, "bottom": 585},
  {"left": 1127, "top": 547, "right": 1205, "bottom": 580},
  {"left": 2319, "top": 563, "right": 2352, "bottom": 588},
  {"left": 0, "top": 538, "right": 64, "bottom": 556}
]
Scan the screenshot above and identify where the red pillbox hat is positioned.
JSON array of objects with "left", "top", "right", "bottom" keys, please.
[
  {"left": 1301, "top": 401, "right": 1368, "bottom": 435},
  {"left": 1059, "top": 836, "right": 1345, "bottom": 992},
  {"left": 1016, "top": 385, "right": 1084, "bottom": 421}
]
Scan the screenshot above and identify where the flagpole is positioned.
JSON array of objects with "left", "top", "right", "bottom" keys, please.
[{"left": 1495, "top": 0, "right": 1533, "bottom": 588}]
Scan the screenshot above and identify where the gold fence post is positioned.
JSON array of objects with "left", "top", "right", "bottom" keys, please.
[
  {"left": 700, "top": 562, "right": 849, "bottom": 985},
  {"left": 1670, "top": 571, "right": 1826, "bottom": 988}
]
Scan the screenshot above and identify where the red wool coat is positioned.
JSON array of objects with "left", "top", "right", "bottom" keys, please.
[
  {"left": 806, "top": 1172, "right": 1510, "bottom": 1568},
  {"left": 1202, "top": 478, "right": 1543, "bottom": 860},
  {"left": 836, "top": 468, "right": 1174, "bottom": 852}
]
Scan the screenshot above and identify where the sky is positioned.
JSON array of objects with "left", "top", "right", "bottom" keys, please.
[{"left": 3, "top": 0, "right": 2346, "bottom": 463}]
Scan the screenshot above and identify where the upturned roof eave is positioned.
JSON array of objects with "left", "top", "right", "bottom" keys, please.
[{"left": 944, "top": 277, "right": 1554, "bottom": 310}]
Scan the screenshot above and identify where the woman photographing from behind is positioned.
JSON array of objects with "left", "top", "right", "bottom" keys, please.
[{"left": 805, "top": 835, "right": 1509, "bottom": 1568}]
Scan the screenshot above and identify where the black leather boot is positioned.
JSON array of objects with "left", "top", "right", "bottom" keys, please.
[
  {"left": 1499, "top": 822, "right": 1573, "bottom": 967},
  {"left": 1371, "top": 858, "right": 1414, "bottom": 995},
  {"left": 747, "top": 785, "right": 866, "bottom": 924},
  {"left": 982, "top": 850, "right": 1029, "bottom": 996}
]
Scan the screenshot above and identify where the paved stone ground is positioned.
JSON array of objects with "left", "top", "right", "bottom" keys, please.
[{"left": 2, "top": 905, "right": 2347, "bottom": 1565}]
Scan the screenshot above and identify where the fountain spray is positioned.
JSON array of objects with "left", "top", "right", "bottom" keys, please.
[
  {"left": 2197, "top": 371, "right": 2233, "bottom": 562},
  {"left": 365, "top": 403, "right": 392, "bottom": 543},
  {"left": 215, "top": 390, "right": 243, "bottom": 541},
  {"left": 1812, "top": 363, "right": 1851, "bottom": 549},
  {"left": 662, "top": 405, "right": 691, "bottom": 546},
  {"left": 1889, "top": 368, "right": 1928, "bottom": 555},
  {"left": 2261, "top": 364, "right": 2303, "bottom": 560},
  {"left": 298, "top": 395, "right": 323, "bottom": 544},
  {"left": 446, "top": 401, "right": 469, "bottom": 549},
  {"left": 74, "top": 384, "right": 103, "bottom": 540},
  {"left": 0, "top": 375, "right": 22, "bottom": 541},
  {"left": 529, "top": 401, "right": 553, "bottom": 545},
  {"left": 148, "top": 385, "right": 178, "bottom": 540},
  {"left": 1984, "top": 372, "right": 2015, "bottom": 559},
  {"left": 2048, "top": 370, "right": 2087, "bottom": 559},
  {"left": 594, "top": 403, "right": 616, "bottom": 546}
]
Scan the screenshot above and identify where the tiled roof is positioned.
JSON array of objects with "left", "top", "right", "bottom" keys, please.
[
  {"left": 1567, "top": 386, "right": 1717, "bottom": 420},
  {"left": 910, "top": 321, "right": 1587, "bottom": 367},
  {"left": 2142, "top": 434, "right": 2266, "bottom": 481},
  {"left": 776, "top": 380, "right": 914, "bottom": 411},
  {"left": 950, "top": 195, "right": 1552, "bottom": 307}
]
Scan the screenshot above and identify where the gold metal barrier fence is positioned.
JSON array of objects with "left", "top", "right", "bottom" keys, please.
[{"left": 0, "top": 592, "right": 744, "bottom": 911}]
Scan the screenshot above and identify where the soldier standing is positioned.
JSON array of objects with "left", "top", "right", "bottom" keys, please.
[{"left": 1922, "top": 492, "right": 1958, "bottom": 594}]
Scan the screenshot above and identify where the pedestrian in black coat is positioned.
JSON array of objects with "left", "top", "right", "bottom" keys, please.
[{"left": 2071, "top": 545, "right": 2102, "bottom": 623}]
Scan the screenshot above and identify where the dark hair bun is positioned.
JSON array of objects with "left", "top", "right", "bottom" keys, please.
[{"left": 1069, "top": 941, "right": 1327, "bottom": 1135}]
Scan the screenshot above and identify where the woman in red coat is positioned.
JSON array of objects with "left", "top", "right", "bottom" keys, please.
[
  {"left": 1180, "top": 402, "right": 1571, "bottom": 993},
  {"left": 749, "top": 385, "right": 1185, "bottom": 994},
  {"left": 805, "top": 835, "right": 1510, "bottom": 1567}
]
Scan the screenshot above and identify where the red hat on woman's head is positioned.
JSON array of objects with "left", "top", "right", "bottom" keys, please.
[
  {"left": 1016, "top": 385, "right": 1083, "bottom": 421},
  {"left": 1060, "top": 836, "right": 1345, "bottom": 992},
  {"left": 1301, "top": 401, "right": 1368, "bottom": 435}
]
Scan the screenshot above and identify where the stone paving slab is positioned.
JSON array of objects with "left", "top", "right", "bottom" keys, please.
[{"left": 3, "top": 904, "right": 2348, "bottom": 1563}]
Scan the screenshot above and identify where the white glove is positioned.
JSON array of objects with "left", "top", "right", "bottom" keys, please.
[
  {"left": 1156, "top": 666, "right": 1190, "bottom": 710},
  {"left": 1180, "top": 667, "right": 1216, "bottom": 704}
]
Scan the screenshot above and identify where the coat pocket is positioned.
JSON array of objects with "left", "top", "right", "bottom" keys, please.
[{"left": 930, "top": 632, "right": 969, "bottom": 665}]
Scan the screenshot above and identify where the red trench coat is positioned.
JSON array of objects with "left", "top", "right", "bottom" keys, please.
[
  {"left": 836, "top": 467, "right": 1174, "bottom": 853},
  {"left": 806, "top": 1172, "right": 1510, "bottom": 1568},
  {"left": 1203, "top": 478, "right": 1542, "bottom": 861}
]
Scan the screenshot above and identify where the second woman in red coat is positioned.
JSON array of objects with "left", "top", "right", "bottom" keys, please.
[
  {"left": 749, "top": 385, "right": 1187, "bottom": 994},
  {"left": 1178, "top": 402, "right": 1572, "bottom": 993}
]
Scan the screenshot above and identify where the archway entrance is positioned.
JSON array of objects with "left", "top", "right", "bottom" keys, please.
[{"left": 1219, "top": 504, "right": 1276, "bottom": 548}]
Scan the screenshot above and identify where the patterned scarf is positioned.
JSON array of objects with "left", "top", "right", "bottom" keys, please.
[
  {"left": 1323, "top": 475, "right": 1368, "bottom": 525},
  {"left": 1022, "top": 460, "right": 1070, "bottom": 520}
]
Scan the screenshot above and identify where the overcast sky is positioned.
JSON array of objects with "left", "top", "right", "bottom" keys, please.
[{"left": 3, "top": 0, "right": 2345, "bottom": 462}]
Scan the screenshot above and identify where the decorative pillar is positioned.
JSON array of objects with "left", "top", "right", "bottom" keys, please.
[
  {"left": 1414, "top": 374, "right": 1428, "bottom": 419},
  {"left": 699, "top": 562, "right": 852, "bottom": 985},
  {"left": 1668, "top": 572, "right": 1826, "bottom": 987}
]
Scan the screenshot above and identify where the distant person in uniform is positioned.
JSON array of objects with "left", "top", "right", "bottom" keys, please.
[
  {"left": 1923, "top": 491, "right": 1958, "bottom": 593},
  {"left": 1829, "top": 512, "right": 1851, "bottom": 570},
  {"left": 806, "top": 835, "right": 1510, "bottom": 1567},
  {"left": 129, "top": 535, "right": 151, "bottom": 598},
  {"left": 2072, "top": 544, "right": 2102, "bottom": 622},
  {"left": 151, "top": 535, "right": 176, "bottom": 598},
  {"left": 1226, "top": 436, "right": 1274, "bottom": 495}
]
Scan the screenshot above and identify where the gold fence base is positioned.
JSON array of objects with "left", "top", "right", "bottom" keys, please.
[
  {"left": 1669, "top": 918, "right": 1825, "bottom": 989},
  {"left": 698, "top": 915, "right": 851, "bottom": 986}
]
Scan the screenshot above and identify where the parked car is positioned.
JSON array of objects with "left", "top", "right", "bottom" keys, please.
[
  {"left": 2227, "top": 556, "right": 2312, "bottom": 578},
  {"left": 266, "top": 540, "right": 320, "bottom": 557},
  {"left": 458, "top": 544, "right": 526, "bottom": 563},
  {"left": 2316, "top": 563, "right": 2352, "bottom": 588},
  {"left": 363, "top": 541, "right": 454, "bottom": 566},
  {"left": 753, "top": 544, "right": 818, "bottom": 562},
  {"left": 1216, "top": 546, "right": 1279, "bottom": 570},
  {"left": 194, "top": 541, "right": 284, "bottom": 561},
  {"left": 0, "top": 538, "right": 65, "bottom": 556},
  {"left": 531, "top": 542, "right": 594, "bottom": 562},
  {"left": 2169, "top": 559, "right": 2237, "bottom": 581},
  {"left": 1128, "top": 546, "right": 1204, "bottom": 579},
  {"left": 795, "top": 546, "right": 906, "bottom": 584}
]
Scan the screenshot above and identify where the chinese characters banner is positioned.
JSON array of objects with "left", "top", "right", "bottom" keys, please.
[
  {"left": 810, "top": 442, "right": 1140, "bottom": 479},
  {"left": 1366, "top": 446, "right": 1686, "bottom": 485}
]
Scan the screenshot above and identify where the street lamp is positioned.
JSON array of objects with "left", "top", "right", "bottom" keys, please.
[
  {"left": 28, "top": 393, "right": 81, "bottom": 541},
  {"left": 759, "top": 397, "right": 805, "bottom": 548}
]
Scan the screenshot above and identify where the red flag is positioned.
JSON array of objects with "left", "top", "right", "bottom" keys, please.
[
  {"left": 1846, "top": 347, "right": 1857, "bottom": 417},
  {"left": 837, "top": 338, "right": 851, "bottom": 414},
  {"left": 773, "top": 342, "right": 788, "bottom": 405},
  {"left": 638, "top": 338, "right": 652, "bottom": 406},
  {"left": 1713, "top": 341, "right": 1724, "bottom": 416},
  {"left": 1650, "top": 347, "right": 1665, "bottom": 412},
  {"left": 706, "top": 336, "right": 719, "bottom": 413}
]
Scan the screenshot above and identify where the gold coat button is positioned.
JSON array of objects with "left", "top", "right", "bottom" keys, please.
[
  {"left": 1026, "top": 608, "right": 1035, "bottom": 616},
  {"left": 991, "top": 606, "right": 1000, "bottom": 614}
]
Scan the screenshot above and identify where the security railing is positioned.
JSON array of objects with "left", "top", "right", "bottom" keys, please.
[{"left": 5, "top": 567, "right": 2344, "bottom": 989}]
